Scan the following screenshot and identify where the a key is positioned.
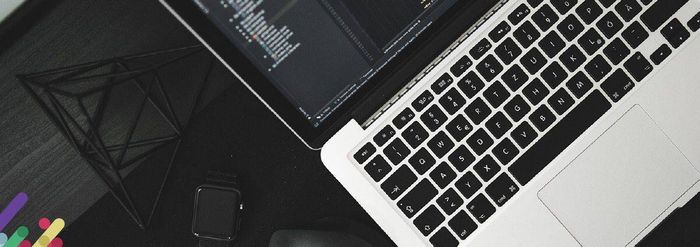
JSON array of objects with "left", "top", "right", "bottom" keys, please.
[
  {"left": 451, "top": 56, "right": 473, "bottom": 77},
  {"left": 547, "top": 88, "right": 575, "bottom": 115},
  {"left": 437, "top": 188, "right": 465, "bottom": 215},
  {"left": 551, "top": 0, "right": 578, "bottom": 14},
  {"left": 641, "top": 0, "right": 689, "bottom": 31},
  {"left": 449, "top": 210, "right": 478, "bottom": 240},
  {"left": 624, "top": 52, "right": 653, "bottom": 81},
  {"left": 446, "top": 115, "right": 473, "bottom": 141},
  {"left": 559, "top": 45, "right": 586, "bottom": 72},
  {"left": 502, "top": 64, "right": 529, "bottom": 91},
  {"left": 455, "top": 171, "right": 482, "bottom": 199},
  {"left": 374, "top": 125, "right": 396, "bottom": 147},
  {"left": 585, "top": 55, "right": 612, "bottom": 82},
  {"left": 621, "top": 21, "right": 649, "bottom": 49},
  {"left": 509, "top": 4, "right": 532, "bottom": 25},
  {"left": 689, "top": 12, "right": 700, "bottom": 32},
  {"left": 597, "top": 12, "right": 624, "bottom": 38},
  {"left": 470, "top": 38, "right": 492, "bottom": 60},
  {"left": 533, "top": 4, "right": 560, "bottom": 31},
  {"left": 413, "top": 205, "right": 445, "bottom": 236},
  {"left": 539, "top": 31, "right": 566, "bottom": 58},
  {"left": 465, "top": 98, "right": 492, "bottom": 125},
  {"left": 430, "top": 162, "right": 457, "bottom": 189},
  {"left": 615, "top": 0, "right": 642, "bottom": 22},
  {"left": 365, "top": 155, "right": 392, "bottom": 182},
  {"left": 467, "top": 194, "right": 496, "bottom": 223},
  {"left": 485, "top": 173, "right": 520, "bottom": 207},
  {"left": 476, "top": 55, "right": 504, "bottom": 82},
  {"left": 381, "top": 165, "right": 417, "bottom": 200},
  {"left": 504, "top": 95, "right": 531, "bottom": 122},
  {"left": 528, "top": 0, "right": 544, "bottom": 7},
  {"left": 576, "top": 0, "right": 603, "bottom": 24},
  {"left": 511, "top": 122, "right": 539, "bottom": 148},
  {"left": 601, "top": 69, "right": 635, "bottom": 102},
  {"left": 439, "top": 88, "right": 467, "bottom": 115},
  {"left": 558, "top": 14, "right": 585, "bottom": 41},
  {"left": 474, "top": 155, "right": 501, "bottom": 182},
  {"left": 432, "top": 73, "right": 454, "bottom": 95},
  {"left": 495, "top": 38, "right": 522, "bottom": 65},
  {"left": 493, "top": 138, "right": 520, "bottom": 165},
  {"left": 457, "top": 71, "right": 485, "bottom": 98},
  {"left": 397, "top": 179, "right": 438, "bottom": 218},
  {"left": 408, "top": 148, "right": 436, "bottom": 175},
  {"left": 384, "top": 139, "right": 410, "bottom": 165},
  {"left": 430, "top": 228, "right": 459, "bottom": 247},
  {"left": 354, "top": 143, "right": 376, "bottom": 164},
  {"left": 393, "top": 108, "right": 415, "bottom": 129},
  {"left": 489, "top": 21, "right": 512, "bottom": 42},
  {"left": 448, "top": 145, "right": 476, "bottom": 172},
  {"left": 541, "top": 62, "right": 568, "bottom": 88},
  {"left": 520, "top": 48, "right": 548, "bottom": 74},
  {"left": 598, "top": 0, "right": 616, "bottom": 8},
  {"left": 421, "top": 105, "right": 448, "bottom": 131},
  {"left": 529, "top": 105, "right": 556, "bottom": 131},
  {"left": 412, "top": 90, "right": 434, "bottom": 112},
  {"left": 427, "top": 131, "right": 455, "bottom": 159},
  {"left": 467, "top": 128, "right": 494, "bottom": 155},
  {"left": 514, "top": 21, "right": 541, "bottom": 48},
  {"left": 650, "top": 44, "right": 672, "bottom": 65},
  {"left": 485, "top": 112, "right": 513, "bottom": 139},
  {"left": 401, "top": 122, "right": 429, "bottom": 148},
  {"left": 604, "top": 38, "right": 631, "bottom": 65},
  {"left": 523, "top": 78, "right": 550, "bottom": 105},
  {"left": 484, "top": 81, "right": 511, "bottom": 108},
  {"left": 566, "top": 71, "right": 593, "bottom": 98},
  {"left": 661, "top": 19, "right": 690, "bottom": 48},
  {"left": 578, "top": 28, "right": 605, "bottom": 55}
]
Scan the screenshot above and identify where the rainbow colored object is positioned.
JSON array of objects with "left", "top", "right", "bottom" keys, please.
[{"left": 0, "top": 193, "right": 64, "bottom": 247}]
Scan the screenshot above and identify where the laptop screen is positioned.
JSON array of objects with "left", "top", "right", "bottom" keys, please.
[{"left": 193, "top": 0, "right": 458, "bottom": 127}]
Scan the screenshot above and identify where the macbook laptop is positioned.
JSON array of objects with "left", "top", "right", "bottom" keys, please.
[{"left": 162, "top": 0, "right": 700, "bottom": 246}]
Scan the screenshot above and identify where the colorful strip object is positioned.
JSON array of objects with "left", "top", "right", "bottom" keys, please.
[{"left": 0, "top": 193, "right": 28, "bottom": 232}]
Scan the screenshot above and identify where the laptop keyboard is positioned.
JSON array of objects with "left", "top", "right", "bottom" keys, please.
[{"left": 351, "top": 0, "right": 698, "bottom": 246}]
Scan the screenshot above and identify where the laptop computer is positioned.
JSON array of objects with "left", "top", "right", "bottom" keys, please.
[{"left": 161, "top": 0, "right": 700, "bottom": 246}]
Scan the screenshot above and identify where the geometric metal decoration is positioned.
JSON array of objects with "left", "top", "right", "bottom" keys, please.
[{"left": 16, "top": 45, "right": 216, "bottom": 229}]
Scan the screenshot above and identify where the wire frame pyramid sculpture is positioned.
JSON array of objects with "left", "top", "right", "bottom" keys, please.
[{"left": 17, "top": 45, "right": 215, "bottom": 229}]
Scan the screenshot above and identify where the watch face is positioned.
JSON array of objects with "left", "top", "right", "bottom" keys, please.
[{"left": 192, "top": 185, "right": 241, "bottom": 240}]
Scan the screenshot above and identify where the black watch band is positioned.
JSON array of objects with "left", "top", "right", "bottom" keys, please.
[{"left": 198, "top": 238, "right": 231, "bottom": 247}]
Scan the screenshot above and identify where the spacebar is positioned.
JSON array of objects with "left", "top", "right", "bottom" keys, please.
[{"left": 508, "top": 90, "right": 611, "bottom": 185}]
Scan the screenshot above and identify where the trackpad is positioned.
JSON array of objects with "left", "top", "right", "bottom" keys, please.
[{"left": 539, "top": 106, "right": 699, "bottom": 246}]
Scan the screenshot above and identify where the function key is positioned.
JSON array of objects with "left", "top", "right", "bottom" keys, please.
[
  {"left": 509, "top": 4, "right": 532, "bottom": 25},
  {"left": 661, "top": 18, "right": 690, "bottom": 48},
  {"left": 485, "top": 173, "right": 520, "bottom": 207},
  {"left": 532, "top": 4, "right": 560, "bottom": 31},
  {"left": 624, "top": 52, "right": 653, "bottom": 82},
  {"left": 353, "top": 143, "right": 376, "bottom": 164},
  {"left": 530, "top": 105, "right": 556, "bottom": 132},
  {"left": 415, "top": 205, "right": 445, "bottom": 235},
  {"left": 502, "top": 64, "right": 529, "bottom": 91},
  {"left": 398, "top": 179, "right": 438, "bottom": 218},
  {"left": 539, "top": 31, "right": 566, "bottom": 58},
  {"left": 384, "top": 139, "right": 411, "bottom": 165},
  {"left": 432, "top": 73, "right": 454, "bottom": 95},
  {"left": 450, "top": 56, "right": 473, "bottom": 77},
  {"left": 615, "top": 0, "right": 642, "bottom": 22},
  {"left": 576, "top": 0, "right": 603, "bottom": 24},
  {"left": 393, "top": 108, "right": 415, "bottom": 129},
  {"left": 427, "top": 131, "right": 455, "bottom": 159},
  {"left": 578, "top": 28, "right": 605, "bottom": 55},
  {"left": 601, "top": 69, "right": 635, "bottom": 102},
  {"left": 365, "top": 156, "right": 392, "bottom": 182},
  {"left": 520, "top": 48, "right": 547, "bottom": 74},
  {"left": 457, "top": 71, "right": 485, "bottom": 98},
  {"left": 476, "top": 55, "right": 504, "bottom": 82},
  {"left": 585, "top": 55, "right": 612, "bottom": 82},
  {"left": 373, "top": 125, "right": 396, "bottom": 147},
  {"left": 495, "top": 38, "right": 523, "bottom": 65},
  {"left": 489, "top": 21, "right": 512, "bottom": 43},
  {"left": 402, "top": 122, "right": 429, "bottom": 148},
  {"left": 596, "top": 12, "right": 624, "bottom": 38},
  {"left": 483, "top": 81, "right": 511, "bottom": 108},
  {"left": 548, "top": 88, "right": 575, "bottom": 115},
  {"left": 514, "top": 21, "right": 541, "bottom": 49},
  {"left": 465, "top": 97, "right": 492, "bottom": 125},
  {"left": 541, "top": 62, "right": 568, "bottom": 88},
  {"left": 566, "top": 71, "right": 594, "bottom": 98},
  {"left": 449, "top": 210, "right": 478, "bottom": 240},
  {"left": 436, "top": 188, "right": 465, "bottom": 215},
  {"left": 430, "top": 228, "right": 459, "bottom": 247},
  {"left": 455, "top": 171, "right": 482, "bottom": 199},
  {"left": 493, "top": 138, "right": 520, "bottom": 166},
  {"left": 603, "top": 38, "right": 631, "bottom": 65},
  {"left": 409, "top": 148, "right": 436, "bottom": 175},
  {"left": 448, "top": 145, "right": 476, "bottom": 172},
  {"left": 469, "top": 38, "right": 492, "bottom": 60},
  {"left": 523, "top": 78, "right": 550, "bottom": 105},
  {"left": 474, "top": 155, "right": 501, "bottom": 182},
  {"left": 421, "top": 105, "right": 448, "bottom": 131},
  {"left": 650, "top": 44, "right": 672, "bottom": 65},
  {"left": 689, "top": 12, "right": 700, "bottom": 32},
  {"left": 511, "top": 121, "right": 538, "bottom": 148},
  {"left": 446, "top": 115, "right": 473, "bottom": 142},
  {"left": 381, "top": 165, "right": 418, "bottom": 200},
  {"left": 430, "top": 162, "right": 457, "bottom": 189},
  {"left": 485, "top": 112, "right": 513, "bottom": 139},
  {"left": 439, "top": 88, "right": 467, "bottom": 115},
  {"left": 504, "top": 95, "right": 531, "bottom": 122},
  {"left": 557, "top": 14, "right": 584, "bottom": 41},
  {"left": 467, "top": 194, "right": 496, "bottom": 223},
  {"left": 467, "top": 129, "right": 495, "bottom": 155},
  {"left": 412, "top": 90, "right": 434, "bottom": 112},
  {"left": 551, "top": 0, "right": 578, "bottom": 14}
]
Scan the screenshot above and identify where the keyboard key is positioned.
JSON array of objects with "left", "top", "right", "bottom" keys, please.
[
  {"left": 485, "top": 112, "right": 513, "bottom": 139},
  {"left": 393, "top": 108, "right": 415, "bottom": 129},
  {"left": 354, "top": 143, "right": 376, "bottom": 164},
  {"left": 640, "top": 0, "right": 688, "bottom": 31},
  {"left": 597, "top": 12, "right": 624, "bottom": 38},
  {"left": 541, "top": 62, "right": 568, "bottom": 88},
  {"left": 624, "top": 52, "right": 653, "bottom": 81},
  {"left": 495, "top": 38, "right": 522, "bottom": 65},
  {"left": 528, "top": 0, "right": 544, "bottom": 7},
  {"left": 432, "top": 73, "right": 454, "bottom": 95},
  {"left": 413, "top": 205, "right": 445, "bottom": 236},
  {"left": 449, "top": 210, "right": 478, "bottom": 240},
  {"left": 467, "top": 194, "right": 496, "bottom": 223},
  {"left": 421, "top": 105, "right": 448, "bottom": 131},
  {"left": 384, "top": 139, "right": 410, "bottom": 165},
  {"left": 398, "top": 179, "right": 438, "bottom": 218},
  {"left": 451, "top": 56, "right": 473, "bottom": 77},
  {"left": 523, "top": 78, "right": 550, "bottom": 105},
  {"left": 529, "top": 105, "right": 556, "bottom": 131},
  {"left": 511, "top": 122, "right": 538, "bottom": 148},
  {"left": 448, "top": 145, "right": 476, "bottom": 172},
  {"left": 509, "top": 90, "right": 611, "bottom": 184},
  {"left": 476, "top": 55, "right": 504, "bottom": 82},
  {"left": 402, "top": 122, "right": 429, "bottom": 148},
  {"left": 409, "top": 148, "right": 436, "bottom": 175},
  {"left": 467, "top": 128, "right": 494, "bottom": 155},
  {"left": 493, "top": 138, "right": 520, "bottom": 165},
  {"left": 585, "top": 55, "right": 612, "bottom": 82},
  {"left": 578, "top": 28, "right": 605, "bottom": 55},
  {"left": 559, "top": 45, "right": 586, "bottom": 72},
  {"left": 381, "top": 165, "right": 417, "bottom": 200},
  {"left": 551, "top": 0, "right": 578, "bottom": 14},
  {"left": 639, "top": 0, "right": 651, "bottom": 4},
  {"left": 514, "top": 21, "right": 541, "bottom": 48},
  {"left": 539, "top": 31, "right": 566, "bottom": 58},
  {"left": 470, "top": 38, "right": 492, "bottom": 60},
  {"left": 548, "top": 88, "right": 575, "bottom": 115},
  {"left": 509, "top": 3, "right": 532, "bottom": 25},
  {"left": 457, "top": 71, "right": 485, "bottom": 98},
  {"left": 504, "top": 95, "right": 531, "bottom": 122},
  {"left": 689, "top": 12, "right": 700, "bottom": 32},
  {"left": 520, "top": 48, "right": 547, "bottom": 74},
  {"left": 489, "top": 21, "right": 512, "bottom": 43},
  {"left": 621, "top": 21, "right": 648, "bottom": 49},
  {"left": 365, "top": 156, "right": 392, "bottom": 182},
  {"left": 430, "top": 162, "right": 457, "bottom": 189},
  {"left": 439, "top": 88, "right": 467, "bottom": 115},
  {"left": 412, "top": 90, "right": 434, "bottom": 112},
  {"left": 502, "top": 64, "right": 529, "bottom": 91},
  {"left": 484, "top": 81, "right": 511, "bottom": 108},
  {"left": 615, "top": 0, "right": 642, "bottom": 22},
  {"left": 576, "top": 0, "right": 603, "bottom": 24},
  {"left": 446, "top": 115, "right": 473, "bottom": 142},
  {"left": 474, "top": 155, "right": 501, "bottom": 182},
  {"left": 374, "top": 125, "right": 396, "bottom": 147},
  {"left": 603, "top": 38, "right": 631, "bottom": 65},
  {"left": 455, "top": 171, "right": 482, "bottom": 199},
  {"left": 427, "top": 131, "right": 455, "bottom": 159},
  {"left": 430, "top": 227, "right": 459, "bottom": 247},
  {"left": 437, "top": 188, "right": 464, "bottom": 215},
  {"left": 465, "top": 98, "right": 492, "bottom": 125},
  {"left": 558, "top": 14, "right": 584, "bottom": 41},
  {"left": 566, "top": 71, "right": 594, "bottom": 98},
  {"left": 650, "top": 44, "right": 672, "bottom": 65},
  {"left": 601, "top": 69, "right": 635, "bottom": 102},
  {"left": 533, "top": 4, "right": 560, "bottom": 31},
  {"left": 598, "top": 0, "right": 616, "bottom": 8},
  {"left": 485, "top": 173, "right": 520, "bottom": 207},
  {"left": 661, "top": 19, "right": 690, "bottom": 48}
]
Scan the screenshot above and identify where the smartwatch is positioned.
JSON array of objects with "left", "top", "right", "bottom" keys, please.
[{"left": 192, "top": 170, "right": 243, "bottom": 247}]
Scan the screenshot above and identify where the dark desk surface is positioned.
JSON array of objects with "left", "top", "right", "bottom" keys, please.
[{"left": 2, "top": 0, "right": 698, "bottom": 246}]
